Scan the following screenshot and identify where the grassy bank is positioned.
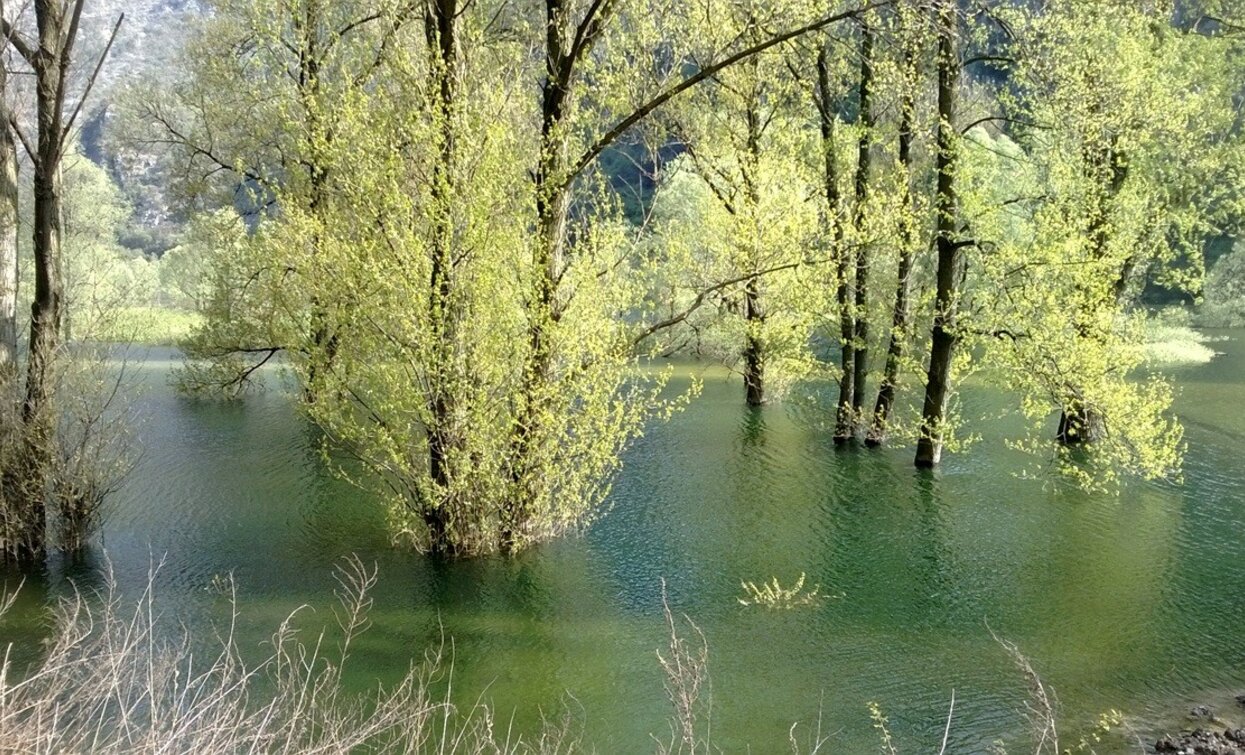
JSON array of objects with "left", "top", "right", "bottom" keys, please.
[
  {"left": 1143, "top": 310, "right": 1224, "bottom": 366},
  {"left": 94, "top": 308, "right": 203, "bottom": 347}
]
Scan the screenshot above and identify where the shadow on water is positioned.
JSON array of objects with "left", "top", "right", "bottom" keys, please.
[{"left": 737, "top": 403, "right": 767, "bottom": 448}]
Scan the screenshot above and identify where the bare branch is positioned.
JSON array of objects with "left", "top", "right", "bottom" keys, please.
[
  {"left": 963, "top": 54, "right": 1014, "bottom": 67},
  {"left": 569, "top": 0, "right": 616, "bottom": 63},
  {"left": 633, "top": 260, "right": 814, "bottom": 346},
  {"left": 960, "top": 114, "right": 1045, "bottom": 134},
  {"left": 60, "top": 13, "right": 124, "bottom": 148},
  {"left": 0, "top": 3, "right": 35, "bottom": 63},
  {"left": 8, "top": 114, "right": 33, "bottom": 161},
  {"left": 566, "top": 1, "right": 893, "bottom": 190}
]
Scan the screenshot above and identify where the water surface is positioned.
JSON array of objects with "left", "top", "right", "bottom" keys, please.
[{"left": 3, "top": 336, "right": 1244, "bottom": 753}]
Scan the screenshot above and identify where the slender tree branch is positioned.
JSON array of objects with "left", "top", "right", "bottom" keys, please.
[
  {"left": 54, "top": 0, "right": 90, "bottom": 126},
  {"left": 8, "top": 114, "right": 33, "bottom": 161},
  {"left": 633, "top": 260, "right": 813, "bottom": 345},
  {"left": 220, "top": 347, "right": 281, "bottom": 392},
  {"left": 569, "top": 0, "right": 616, "bottom": 63},
  {"left": 962, "top": 54, "right": 1014, "bottom": 67},
  {"left": 62, "top": 0, "right": 87, "bottom": 60},
  {"left": 0, "top": 15, "right": 34, "bottom": 63},
  {"left": 970, "top": 328, "right": 1027, "bottom": 341},
  {"left": 566, "top": 1, "right": 892, "bottom": 189},
  {"left": 960, "top": 114, "right": 1045, "bottom": 134},
  {"left": 354, "top": 1, "right": 418, "bottom": 87},
  {"left": 335, "top": 12, "right": 383, "bottom": 40},
  {"left": 60, "top": 13, "right": 123, "bottom": 148},
  {"left": 1194, "top": 14, "right": 1245, "bottom": 35},
  {"left": 140, "top": 106, "right": 269, "bottom": 188}
]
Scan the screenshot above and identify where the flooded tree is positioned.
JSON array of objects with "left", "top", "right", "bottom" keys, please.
[
  {"left": 165, "top": 1, "right": 876, "bottom": 556},
  {"left": 656, "top": 0, "right": 821, "bottom": 408},
  {"left": 0, "top": 0, "right": 123, "bottom": 561},
  {"left": 913, "top": 0, "right": 961, "bottom": 470}
]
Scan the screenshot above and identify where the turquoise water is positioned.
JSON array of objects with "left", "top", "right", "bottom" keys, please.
[{"left": 2, "top": 335, "right": 1244, "bottom": 752}]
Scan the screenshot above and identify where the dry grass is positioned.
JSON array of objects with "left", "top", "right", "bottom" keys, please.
[
  {"left": 0, "top": 557, "right": 577, "bottom": 754},
  {"left": 654, "top": 580, "right": 711, "bottom": 754},
  {"left": 992, "top": 631, "right": 1060, "bottom": 755}
]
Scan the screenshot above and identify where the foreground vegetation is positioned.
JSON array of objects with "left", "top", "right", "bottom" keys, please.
[
  {"left": 0, "top": 559, "right": 1154, "bottom": 754},
  {"left": 0, "top": 559, "right": 580, "bottom": 753}
]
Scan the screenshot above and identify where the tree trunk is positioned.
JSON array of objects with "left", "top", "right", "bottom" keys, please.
[
  {"left": 4, "top": 0, "right": 73, "bottom": 561},
  {"left": 505, "top": 0, "right": 576, "bottom": 552},
  {"left": 0, "top": 66, "right": 17, "bottom": 377},
  {"left": 818, "top": 48, "right": 854, "bottom": 444},
  {"left": 741, "top": 91, "right": 766, "bottom": 407},
  {"left": 1055, "top": 141, "right": 1130, "bottom": 446},
  {"left": 743, "top": 277, "right": 765, "bottom": 406},
  {"left": 1056, "top": 401, "right": 1105, "bottom": 445},
  {"left": 296, "top": 0, "right": 339, "bottom": 403},
  {"left": 849, "top": 19, "right": 875, "bottom": 427},
  {"left": 25, "top": 68, "right": 65, "bottom": 428},
  {"left": 422, "top": 0, "right": 463, "bottom": 556},
  {"left": 915, "top": 0, "right": 960, "bottom": 470},
  {"left": 867, "top": 59, "right": 917, "bottom": 448}
]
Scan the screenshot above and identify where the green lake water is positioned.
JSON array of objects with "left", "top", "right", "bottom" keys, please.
[{"left": 3, "top": 334, "right": 1245, "bottom": 752}]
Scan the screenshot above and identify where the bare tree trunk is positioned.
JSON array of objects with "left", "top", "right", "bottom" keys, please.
[
  {"left": 741, "top": 90, "right": 767, "bottom": 407},
  {"left": 24, "top": 31, "right": 65, "bottom": 430},
  {"left": 743, "top": 277, "right": 765, "bottom": 406},
  {"left": 0, "top": 0, "right": 118, "bottom": 561},
  {"left": 867, "top": 59, "right": 917, "bottom": 448},
  {"left": 0, "top": 67, "right": 17, "bottom": 376},
  {"left": 0, "top": 91, "right": 24, "bottom": 559},
  {"left": 2, "top": 0, "right": 71, "bottom": 561},
  {"left": 849, "top": 19, "right": 875, "bottom": 428},
  {"left": 915, "top": 0, "right": 960, "bottom": 470},
  {"left": 818, "top": 47, "right": 854, "bottom": 444}
]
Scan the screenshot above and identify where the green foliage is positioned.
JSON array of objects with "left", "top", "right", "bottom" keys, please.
[
  {"left": 156, "top": 213, "right": 224, "bottom": 312},
  {"left": 737, "top": 573, "right": 826, "bottom": 609},
  {"left": 647, "top": 152, "right": 821, "bottom": 393},
  {"left": 147, "top": 0, "right": 1244, "bottom": 552},
  {"left": 96, "top": 308, "right": 203, "bottom": 346},
  {"left": 938, "top": 0, "right": 1240, "bottom": 485},
  {"left": 59, "top": 155, "right": 155, "bottom": 342},
  {"left": 644, "top": 0, "right": 824, "bottom": 398},
  {"left": 1143, "top": 308, "right": 1220, "bottom": 366},
  {"left": 170, "top": 0, "right": 710, "bottom": 554},
  {"left": 9, "top": 150, "right": 180, "bottom": 346},
  {"left": 1197, "top": 241, "right": 1245, "bottom": 327}
]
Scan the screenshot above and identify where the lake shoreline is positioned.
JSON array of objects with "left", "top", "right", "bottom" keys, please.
[{"left": 1148, "top": 693, "right": 1245, "bottom": 754}]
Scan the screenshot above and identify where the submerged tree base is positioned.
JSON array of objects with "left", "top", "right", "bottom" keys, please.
[{"left": 1056, "top": 404, "right": 1107, "bottom": 446}]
